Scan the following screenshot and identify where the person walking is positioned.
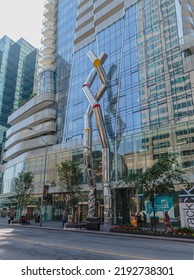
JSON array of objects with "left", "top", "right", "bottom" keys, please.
[
  {"left": 136, "top": 212, "right": 142, "bottom": 227},
  {"left": 142, "top": 212, "right": 147, "bottom": 227},
  {"left": 163, "top": 211, "right": 173, "bottom": 232},
  {"left": 62, "top": 210, "right": 68, "bottom": 228},
  {"left": 8, "top": 215, "right": 14, "bottom": 224}
]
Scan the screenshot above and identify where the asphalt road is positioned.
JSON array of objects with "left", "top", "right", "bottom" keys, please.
[{"left": 0, "top": 224, "right": 193, "bottom": 260}]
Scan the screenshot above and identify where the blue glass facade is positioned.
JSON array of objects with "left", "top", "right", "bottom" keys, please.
[
  {"left": 60, "top": 0, "right": 194, "bottom": 222},
  {"left": 0, "top": 36, "right": 37, "bottom": 125},
  {"left": 42, "top": 71, "right": 56, "bottom": 94},
  {"left": 63, "top": 0, "right": 194, "bottom": 174},
  {"left": 56, "top": 0, "right": 78, "bottom": 143}
]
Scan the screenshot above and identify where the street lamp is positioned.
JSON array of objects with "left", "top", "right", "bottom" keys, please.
[{"left": 28, "top": 127, "right": 48, "bottom": 226}]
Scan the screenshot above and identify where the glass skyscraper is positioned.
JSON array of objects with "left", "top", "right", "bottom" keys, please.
[
  {"left": 0, "top": 36, "right": 38, "bottom": 160},
  {"left": 0, "top": 36, "right": 38, "bottom": 124},
  {"left": 1, "top": 0, "right": 194, "bottom": 224}
]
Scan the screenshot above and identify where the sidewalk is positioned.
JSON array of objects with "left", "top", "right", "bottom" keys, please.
[
  {"left": 0, "top": 217, "right": 194, "bottom": 243},
  {"left": 0, "top": 217, "right": 62, "bottom": 229}
]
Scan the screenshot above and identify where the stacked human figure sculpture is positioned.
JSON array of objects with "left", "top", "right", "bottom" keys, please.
[{"left": 82, "top": 51, "right": 112, "bottom": 226}]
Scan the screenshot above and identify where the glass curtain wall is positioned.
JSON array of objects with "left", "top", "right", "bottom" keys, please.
[
  {"left": 56, "top": 0, "right": 78, "bottom": 143},
  {"left": 63, "top": 0, "right": 194, "bottom": 223}
]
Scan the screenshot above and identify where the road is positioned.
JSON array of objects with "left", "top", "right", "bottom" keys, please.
[{"left": 0, "top": 224, "right": 193, "bottom": 260}]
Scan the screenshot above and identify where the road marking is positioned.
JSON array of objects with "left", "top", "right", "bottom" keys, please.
[{"left": 4, "top": 236, "right": 156, "bottom": 260}]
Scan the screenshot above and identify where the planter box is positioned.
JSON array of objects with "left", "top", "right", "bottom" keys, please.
[
  {"left": 65, "top": 222, "right": 86, "bottom": 229},
  {"left": 10, "top": 220, "right": 30, "bottom": 225},
  {"left": 86, "top": 217, "right": 100, "bottom": 231},
  {"left": 110, "top": 229, "right": 194, "bottom": 239}
]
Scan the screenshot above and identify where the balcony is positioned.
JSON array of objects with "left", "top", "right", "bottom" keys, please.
[
  {"left": 3, "top": 135, "right": 56, "bottom": 162},
  {"left": 39, "top": 54, "right": 55, "bottom": 65},
  {"left": 183, "top": 54, "right": 194, "bottom": 72},
  {"left": 41, "top": 35, "right": 55, "bottom": 46},
  {"left": 42, "top": 26, "right": 55, "bottom": 37},
  {"left": 40, "top": 45, "right": 55, "bottom": 55},
  {"left": 4, "top": 121, "right": 56, "bottom": 150},
  {"left": 8, "top": 93, "right": 56, "bottom": 126},
  {"left": 42, "top": 17, "right": 55, "bottom": 27},
  {"left": 180, "top": 34, "right": 194, "bottom": 53},
  {"left": 41, "top": 64, "right": 56, "bottom": 72},
  {"left": 44, "top": 0, "right": 56, "bottom": 9},
  {"left": 6, "top": 108, "right": 56, "bottom": 139},
  {"left": 43, "top": 8, "right": 55, "bottom": 20},
  {"left": 42, "top": 20, "right": 55, "bottom": 30}
]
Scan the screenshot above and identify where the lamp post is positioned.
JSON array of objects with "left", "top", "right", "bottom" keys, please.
[{"left": 28, "top": 127, "right": 48, "bottom": 226}]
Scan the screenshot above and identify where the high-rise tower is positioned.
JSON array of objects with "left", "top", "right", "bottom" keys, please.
[
  {"left": 40, "top": 0, "right": 56, "bottom": 94},
  {"left": 0, "top": 36, "right": 38, "bottom": 126}
]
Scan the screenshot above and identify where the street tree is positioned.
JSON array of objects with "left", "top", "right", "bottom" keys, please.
[
  {"left": 56, "top": 160, "right": 82, "bottom": 221},
  {"left": 12, "top": 171, "right": 34, "bottom": 218},
  {"left": 124, "top": 153, "right": 190, "bottom": 230},
  {"left": 123, "top": 173, "right": 141, "bottom": 219}
]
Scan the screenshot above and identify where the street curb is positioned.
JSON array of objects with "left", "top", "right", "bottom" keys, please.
[
  {"left": 2, "top": 223, "right": 194, "bottom": 243},
  {"left": 61, "top": 228, "right": 194, "bottom": 243}
]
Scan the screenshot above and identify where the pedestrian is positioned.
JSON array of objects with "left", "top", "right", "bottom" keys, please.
[
  {"left": 20, "top": 215, "right": 26, "bottom": 225},
  {"left": 8, "top": 216, "right": 14, "bottom": 225},
  {"left": 163, "top": 211, "right": 173, "bottom": 232},
  {"left": 142, "top": 212, "right": 147, "bottom": 227},
  {"left": 136, "top": 212, "right": 142, "bottom": 227},
  {"left": 62, "top": 210, "right": 68, "bottom": 228},
  {"left": 35, "top": 214, "right": 40, "bottom": 223}
]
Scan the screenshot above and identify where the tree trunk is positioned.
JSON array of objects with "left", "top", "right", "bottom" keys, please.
[
  {"left": 72, "top": 206, "right": 75, "bottom": 223},
  {"left": 151, "top": 200, "right": 157, "bottom": 231},
  {"left": 21, "top": 192, "right": 25, "bottom": 217},
  {"left": 19, "top": 195, "right": 24, "bottom": 218}
]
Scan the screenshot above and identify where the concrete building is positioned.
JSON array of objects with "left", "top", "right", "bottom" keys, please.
[{"left": 1, "top": 0, "right": 194, "bottom": 224}]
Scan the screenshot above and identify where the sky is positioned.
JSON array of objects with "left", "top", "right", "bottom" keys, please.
[{"left": 0, "top": 0, "right": 45, "bottom": 49}]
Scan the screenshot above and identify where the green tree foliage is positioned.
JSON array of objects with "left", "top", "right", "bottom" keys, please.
[
  {"left": 18, "top": 99, "right": 26, "bottom": 107},
  {"left": 18, "top": 93, "right": 37, "bottom": 109},
  {"left": 12, "top": 171, "right": 34, "bottom": 217},
  {"left": 124, "top": 153, "right": 190, "bottom": 230},
  {"left": 29, "top": 92, "right": 37, "bottom": 99},
  {"left": 56, "top": 160, "right": 82, "bottom": 219}
]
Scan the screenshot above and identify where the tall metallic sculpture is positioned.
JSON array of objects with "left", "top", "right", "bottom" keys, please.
[{"left": 82, "top": 51, "right": 112, "bottom": 225}]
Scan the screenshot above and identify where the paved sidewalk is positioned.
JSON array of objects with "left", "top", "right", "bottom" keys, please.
[
  {"left": 1, "top": 217, "right": 194, "bottom": 243},
  {"left": 0, "top": 217, "right": 62, "bottom": 228}
]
